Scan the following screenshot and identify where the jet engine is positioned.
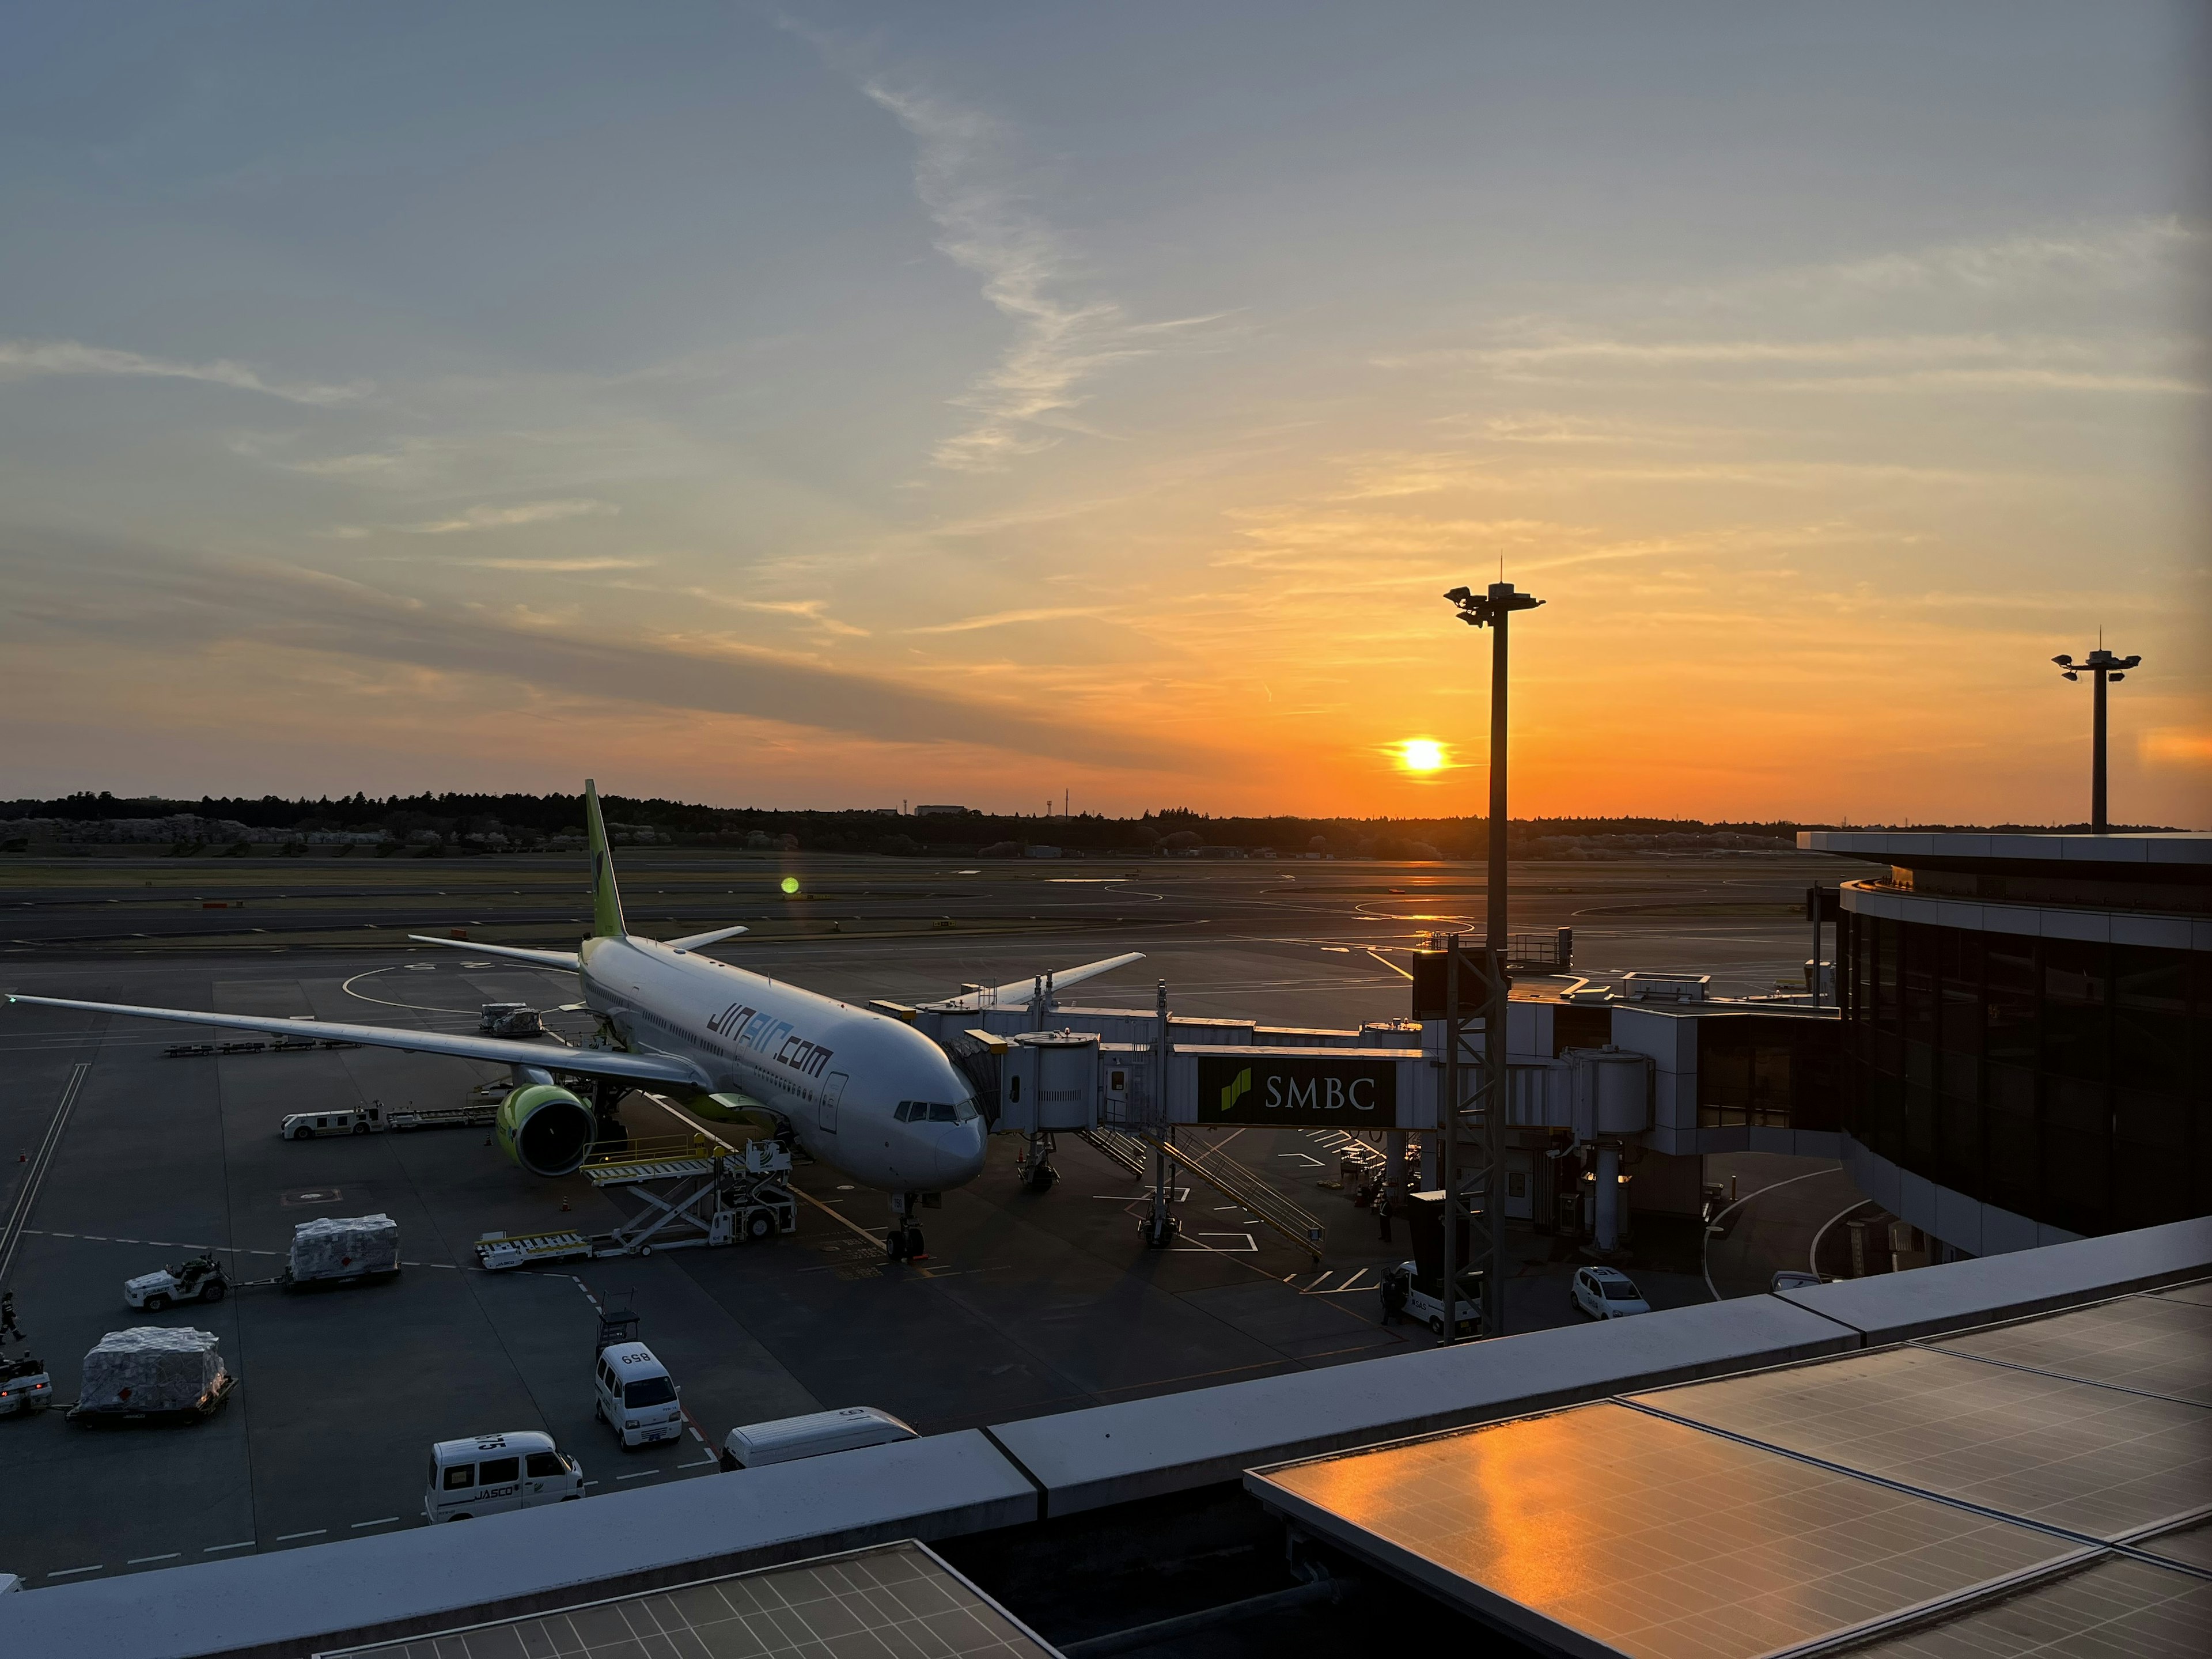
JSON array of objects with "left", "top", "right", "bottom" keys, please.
[{"left": 496, "top": 1082, "right": 596, "bottom": 1177}]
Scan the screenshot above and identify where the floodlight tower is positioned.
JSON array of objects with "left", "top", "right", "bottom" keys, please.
[
  {"left": 1434, "top": 581, "right": 1543, "bottom": 1343},
  {"left": 2052, "top": 647, "right": 2141, "bottom": 834}
]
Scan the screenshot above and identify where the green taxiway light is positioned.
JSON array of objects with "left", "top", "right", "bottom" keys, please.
[{"left": 780, "top": 876, "right": 800, "bottom": 895}]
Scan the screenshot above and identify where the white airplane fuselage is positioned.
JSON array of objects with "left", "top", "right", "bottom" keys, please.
[{"left": 577, "top": 935, "right": 987, "bottom": 1194}]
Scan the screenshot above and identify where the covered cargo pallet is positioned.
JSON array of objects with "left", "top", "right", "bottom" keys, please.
[
  {"left": 289, "top": 1213, "right": 400, "bottom": 1282},
  {"left": 77, "top": 1327, "right": 225, "bottom": 1415}
]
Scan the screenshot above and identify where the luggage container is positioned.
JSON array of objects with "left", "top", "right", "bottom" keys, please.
[
  {"left": 283, "top": 1214, "right": 401, "bottom": 1289},
  {"left": 69, "top": 1327, "right": 235, "bottom": 1425}
]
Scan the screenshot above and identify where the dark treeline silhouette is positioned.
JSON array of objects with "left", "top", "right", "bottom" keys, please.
[{"left": 1, "top": 789, "right": 2162, "bottom": 858}]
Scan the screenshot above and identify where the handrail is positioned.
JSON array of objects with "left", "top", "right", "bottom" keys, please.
[{"left": 1146, "top": 1131, "right": 1327, "bottom": 1263}]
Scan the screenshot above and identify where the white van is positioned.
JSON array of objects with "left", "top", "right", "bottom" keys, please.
[
  {"left": 282, "top": 1105, "right": 381, "bottom": 1140},
  {"left": 593, "top": 1343, "right": 684, "bottom": 1449},
  {"left": 424, "top": 1431, "right": 583, "bottom": 1522},
  {"left": 718, "top": 1406, "right": 916, "bottom": 1471}
]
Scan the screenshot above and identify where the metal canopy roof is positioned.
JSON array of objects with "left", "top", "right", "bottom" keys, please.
[{"left": 1246, "top": 1289, "right": 2212, "bottom": 1659}]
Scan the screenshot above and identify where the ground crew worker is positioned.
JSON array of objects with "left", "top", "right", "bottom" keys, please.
[
  {"left": 1374, "top": 1187, "right": 1393, "bottom": 1243},
  {"left": 1380, "top": 1268, "right": 1407, "bottom": 1325},
  {"left": 1, "top": 1290, "right": 22, "bottom": 1345}
]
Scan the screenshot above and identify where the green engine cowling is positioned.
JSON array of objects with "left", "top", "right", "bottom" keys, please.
[{"left": 496, "top": 1083, "right": 596, "bottom": 1177}]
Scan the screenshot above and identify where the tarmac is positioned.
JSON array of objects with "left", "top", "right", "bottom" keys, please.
[{"left": 0, "top": 850, "right": 1878, "bottom": 1588}]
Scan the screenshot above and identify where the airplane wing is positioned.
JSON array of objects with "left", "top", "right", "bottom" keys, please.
[
  {"left": 660, "top": 925, "right": 749, "bottom": 953},
  {"left": 405, "top": 935, "right": 581, "bottom": 971},
  {"left": 931, "top": 950, "right": 1146, "bottom": 1012},
  {"left": 3, "top": 994, "right": 706, "bottom": 1088}
]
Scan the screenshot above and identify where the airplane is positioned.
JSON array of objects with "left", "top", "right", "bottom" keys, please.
[{"left": 4, "top": 781, "right": 1143, "bottom": 1261}]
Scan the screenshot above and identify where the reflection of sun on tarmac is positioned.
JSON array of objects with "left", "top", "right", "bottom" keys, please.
[{"left": 1397, "top": 738, "right": 1447, "bottom": 774}]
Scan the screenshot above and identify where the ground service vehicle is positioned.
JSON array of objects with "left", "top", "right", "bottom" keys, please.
[
  {"left": 283, "top": 1106, "right": 381, "bottom": 1139},
  {"left": 593, "top": 1343, "right": 684, "bottom": 1449},
  {"left": 1571, "top": 1264, "right": 1651, "bottom": 1319},
  {"left": 717, "top": 1406, "right": 916, "bottom": 1471},
  {"left": 424, "top": 1431, "right": 584, "bottom": 1522},
  {"left": 123, "top": 1256, "right": 229, "bottom": 1311},
  {"left": 0, "top": 1354, "right": 52, "bottom": 1416},
  {"left": 1380, "top": 1260, "right": 1484, "bottom": 1339}
]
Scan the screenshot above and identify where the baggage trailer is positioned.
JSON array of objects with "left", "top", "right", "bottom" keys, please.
[
  {"left": 386, "top": 1103, "right": 498, "bottom": 1132},
  {"left": 67, "top": 1327, "right": 237, "bottom": 1427}
]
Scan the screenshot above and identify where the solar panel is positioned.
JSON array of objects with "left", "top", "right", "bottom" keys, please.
[
  {"left": 316, "top": 1540, "right": 1058, "bottom": 1659},
  {"left": 1830, "top": 1554, "right": 2212, "bottom": 1658},
  {"left": 1628, "top": 1345, "right": 2212, "bottom": 1542},
  {"left": 2135, "top": 1518, "right": 2212, "bottom": 1575},
  {"left": 1931, "top": 1295, "right": 2212, "bottom": 1406},
  {"left": 1251, "top": 1402, "right": 2077, "bottom": 1659}
]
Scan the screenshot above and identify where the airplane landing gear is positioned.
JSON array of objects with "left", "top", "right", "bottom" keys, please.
[
  {"left": 1138, "top": 1212, "right": 1179, "bottom": 1249},
  {"left": 1016, "top": 1132, "right": 1058, "bottom": 1194},
  {"left": 885, "top": 1191, "right": 929, "bottom": 1263}
]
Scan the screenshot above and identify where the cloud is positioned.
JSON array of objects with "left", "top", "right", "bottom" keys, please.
[
  {"left": 906, "top": 605, "right": 1108, "bottom": 634},
  {"left": 0, "top": 530, "right": 1205, "bottom": 770},
  {"left": 398, "top": 499, "right": 618, "bottom": 535},
  {"left": 461, "top": 556, "right": 655, "bottom": 573},
  {"left": 0, "top": 338, "right": 365, "bottom": 406},
  {"left": 859, "top": 80, "right": 1145, "bottom": 472}
]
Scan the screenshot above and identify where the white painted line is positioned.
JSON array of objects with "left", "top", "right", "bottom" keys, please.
[
  {"left": 48, "top": 1564, "right": 104, "bottom": 1578},
  {"left": 679, "top": 1458, "right": 717, "bottom": 1469},
  {"left": 274, "top": 1529, "right": 327, "bottom": 1541},
  {"left": 348, "top": 1517, "right": 399, "bottom": 1530},
  {"left": 582, "top": 1480, "right": 601, "bottom": 1489},
  {"left": 203, "top": 1541, "right": 255, "bottom": 1554},
  {"left": 126, "top": 1554, "right": 181, "bottom": 1565},
  {"left": 615, "top": 1469, "right": 661, "bottom": 1480}
]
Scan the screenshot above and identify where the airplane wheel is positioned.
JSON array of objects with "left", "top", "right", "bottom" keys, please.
[
  {"left": 885, "top": 1230, "right": 907, "bottom": 1263},
  {"left": 1027, "top": 1165, "right": 1056, "bottom": 1194},
  {"left": 904, "top": 1226, "right": 926, "bottom": 1260}
]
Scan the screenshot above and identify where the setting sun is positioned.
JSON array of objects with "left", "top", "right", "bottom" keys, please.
[{"left": 1397, "top": 738, "right": 1447, "bottom": 774}]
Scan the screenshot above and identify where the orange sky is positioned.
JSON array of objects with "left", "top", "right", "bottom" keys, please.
[{"left": 4, "top": 7, "right": 2206, "bottom": 826}]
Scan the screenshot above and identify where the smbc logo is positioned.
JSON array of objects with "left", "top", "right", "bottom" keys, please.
[{"left": 1218, "top": 1068, "right": 1252, "bottom": 1113}]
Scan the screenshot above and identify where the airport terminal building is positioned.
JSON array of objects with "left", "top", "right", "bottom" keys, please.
[{"left": 1806, "top": 830, "right": 2212, "bottom": 1256}]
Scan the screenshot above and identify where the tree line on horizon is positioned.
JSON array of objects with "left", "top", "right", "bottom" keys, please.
[{"left": 0, "top": 788, "right": 2156, "bottom": 859}]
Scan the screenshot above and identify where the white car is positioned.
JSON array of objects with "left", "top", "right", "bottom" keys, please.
[
  {"left": 424, "top": 1431, "right": 584, "bottom": 1522},
  {"left": 593, "top": 1343, "right": 684, "bottom": 1449},
  {"left": 1571, "top": 1265, "right": 1650, "bottom": 1319}
]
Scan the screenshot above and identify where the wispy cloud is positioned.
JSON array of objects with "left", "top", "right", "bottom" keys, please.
[
  {"left": 400, "top": 499, "right": 617, "bottom": 535},
  {"left": 906, "top": 605, "right": 1108, "bottom": 634},
  {"left": 461, "top": 556, "right": 654, "bottom": 573},
  {"left": 860, "top": 81, "right": 1143, "bottom": 472},
  {"left": 0, "top": 338, "right": 365, "bottom": 406}
]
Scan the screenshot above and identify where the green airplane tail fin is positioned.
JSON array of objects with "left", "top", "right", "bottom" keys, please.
[{"left": 584, "top": 779, "right": 628, "bottom": 939}]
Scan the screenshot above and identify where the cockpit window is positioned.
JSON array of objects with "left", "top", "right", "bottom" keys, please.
[{"left": 897, "top": 1100, "right": 980, "bottom": 1124}]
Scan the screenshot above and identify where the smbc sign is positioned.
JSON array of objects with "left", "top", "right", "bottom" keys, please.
[{"left": 1194, "top": 1055, "right": 1398, "bottom": 1128}]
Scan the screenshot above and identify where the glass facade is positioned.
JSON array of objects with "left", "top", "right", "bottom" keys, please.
[
  {"left": 1842, "top": 909, "right": 2212, "bottom": 1236},
  {"left": 1696, "top": 1015, "right": 1842, "bottom": 1131}
]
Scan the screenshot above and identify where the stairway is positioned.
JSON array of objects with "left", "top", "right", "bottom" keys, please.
[{"left": 1086, "top": 1126, "right": 1327, "bottom": 1262}]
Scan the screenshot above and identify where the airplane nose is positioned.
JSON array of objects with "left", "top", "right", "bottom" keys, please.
[{"left": 938, "top": 1122, "right": 987, "bottom": 1187}]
